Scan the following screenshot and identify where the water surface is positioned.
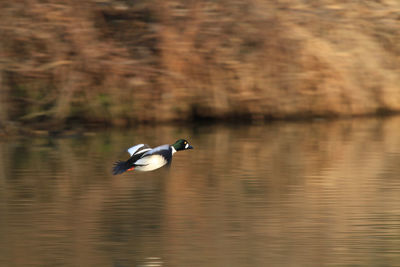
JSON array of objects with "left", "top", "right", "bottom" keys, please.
[{"left": 1, "top": 118, "right": 400, "bottom": 266}]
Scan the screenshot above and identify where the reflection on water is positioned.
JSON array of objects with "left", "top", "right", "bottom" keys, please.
[{"left": 1, "top": 118, "right": 400, "bottom": 266}]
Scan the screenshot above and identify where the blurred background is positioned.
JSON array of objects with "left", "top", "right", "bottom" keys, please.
[
  {"left": 1, "top": 0, "right": 400, "bottom": 130},
  {"left": 1, "top": 1, "right": 400, "bottom": 266}
]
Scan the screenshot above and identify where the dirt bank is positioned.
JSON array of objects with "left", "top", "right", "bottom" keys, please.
[{"left": 1, "top": 0, "right": 400, "bottom": 127}]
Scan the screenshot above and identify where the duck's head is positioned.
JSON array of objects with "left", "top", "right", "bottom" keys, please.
[{"left": 172, "top": 139, "right": 194, "bottom": 151}]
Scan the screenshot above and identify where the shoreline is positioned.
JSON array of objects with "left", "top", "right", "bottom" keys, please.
[{"left": 1, "top": 112, "right": 399, "bottom": 138}]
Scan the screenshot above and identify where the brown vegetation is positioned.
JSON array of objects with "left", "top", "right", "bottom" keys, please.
[{"left": 1, "top": 0, "right": 400, "bottom": 128}]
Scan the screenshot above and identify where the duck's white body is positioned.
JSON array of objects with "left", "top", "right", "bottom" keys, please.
[{"left": 131, "top": 144, "right": 176, "bottom": 172}]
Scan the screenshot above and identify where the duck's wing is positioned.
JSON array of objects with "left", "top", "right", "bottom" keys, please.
[
  {"left": 127, "top": 144, "right": 151, "bottom": 156},
  {"left": 134, "top": 144, "right": 172, "bottom": 166},
  {"left": 141, "top": 144, "right": 171, "bottom": 157}
]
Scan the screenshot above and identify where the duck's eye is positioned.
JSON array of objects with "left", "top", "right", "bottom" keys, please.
[{"left": 184, "top": 141, "right": 187, "bottom": 144}]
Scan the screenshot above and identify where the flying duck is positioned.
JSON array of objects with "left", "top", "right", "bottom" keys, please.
[{"left": 112, "top": 139, "right": 193, "bottom": 175}]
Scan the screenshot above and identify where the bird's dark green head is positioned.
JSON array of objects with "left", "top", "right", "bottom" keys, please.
[{"left": 172, "top": 139, "right": 193, "bottom": 151}]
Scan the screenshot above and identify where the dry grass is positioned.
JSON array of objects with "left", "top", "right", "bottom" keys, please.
[{"left": 1, "top": 0, "right": 400, "bottom": 128}]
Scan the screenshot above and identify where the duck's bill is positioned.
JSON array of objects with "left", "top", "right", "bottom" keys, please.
[{"left": 187, "top": 145, "right": 193, "bottom": 149}]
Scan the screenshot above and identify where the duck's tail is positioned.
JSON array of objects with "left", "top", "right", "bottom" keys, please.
[{"left": 112, "top": 160, "right": 133, "bottom": 175}]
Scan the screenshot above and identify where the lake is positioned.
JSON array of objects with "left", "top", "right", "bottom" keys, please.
[{"left": 0, "top": 118, "right": 399, "bottom": 266}]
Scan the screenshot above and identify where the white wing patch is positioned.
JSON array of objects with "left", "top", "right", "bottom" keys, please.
[
  {"left": 127, "top": 144, "right": 151, "bottom": 156},
  {"left": 134, "top": 155, "right": 168, "bottom": 172}
]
